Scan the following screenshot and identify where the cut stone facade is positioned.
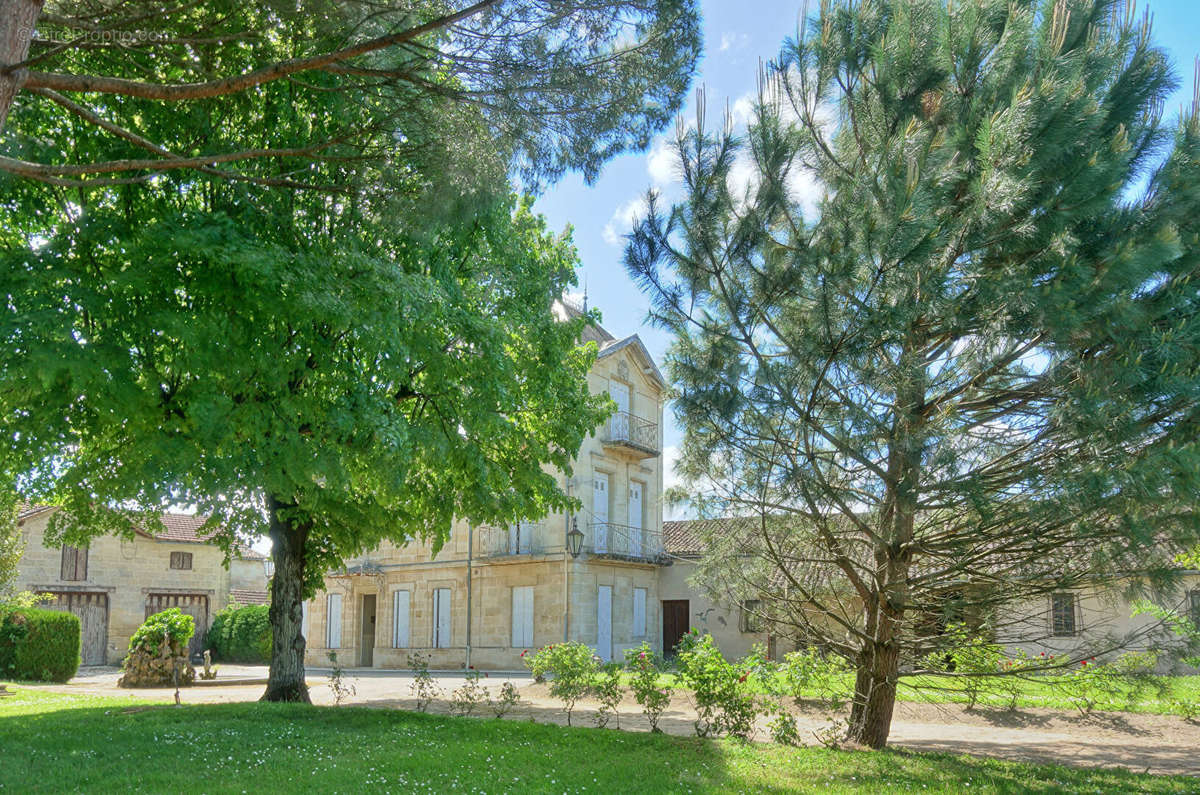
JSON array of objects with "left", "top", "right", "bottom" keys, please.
[
  {"left": 13, "top": 507, "right": 268, "bottom": 665},
  {"left": 305, "top": 311, "right": 674, "bottom": 669}
]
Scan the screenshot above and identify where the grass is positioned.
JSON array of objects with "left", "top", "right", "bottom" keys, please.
[
  {"left": 636, "top": 671, "right": 1200, "bottom": 718},
  {"left": 0, "top": 687, "right": 1196, "bottom": 794}
]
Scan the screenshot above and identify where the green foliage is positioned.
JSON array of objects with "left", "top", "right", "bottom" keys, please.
[
  {"left": 624, "top": 642, "right": 672, "bottom": 732},
  {"left": 590, "top": 663, "right": 625, "bottom": 728},
  {"left": 326, "top": 652, "right": 356, "bottom": 707},
  {"left": 2, "top": 2, "right": 701, "bottom": 191},
  {"left": 675, "top": 630, "right": 760, "bottom": 739},
  {"left": 523, "top": 642, "right": 599, "bottom": 726},
  {"left": 408, "top": 652, "right": 440, "bottom": 712},
  {"left": 128, "top": 608, "right": 195, "bottom": 658},
  {"left": 450, "top": 670, "right": 488, "bottom": 717},
  {"left": 781, "top": 648, "right": 852, "bottom": 711},
  {"left": 206, "top": 605, "right": 272, "bottom": 664},
  {"left": 1055, "top": 652, "right": 1164, "bottom": 716},
  {"left": 1132, "top": 599, "right": 1200, "bottom": 669},
  {"left": 4, "top": 691, "right": 1196, "bottom": 794},
  {"left": 0, "top": 607, "right": 81, "bottom": 683},
  {"left": 627, "top": 0, "right": 1200, "bottom": 746},
  {"left": 490, "top": 681, "right": 522, "bottom": 719}
]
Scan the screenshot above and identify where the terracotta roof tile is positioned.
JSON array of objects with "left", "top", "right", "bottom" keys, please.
[{"left": 228, "top": 589, "right": 270, "bottom": 606}]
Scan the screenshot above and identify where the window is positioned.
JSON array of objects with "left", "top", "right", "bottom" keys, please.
[
  {"left": 1051, "top": 593, "right": 1077, "bottom": 637},
  {"left": 511, "top": 586, "right": 534, "bottom": 648},
  {"left": 633, "top": 588, "right": 647, "bottom": 637},
  {"left": 327, "top": 593, "right": 343, "bottom": 648},
  {"left": 392, "top": 590, "right": 410, "bottom": 649},
  {"left": 433, "top": 588, "right": 451, "bottom": 649},
  {"left": 60, "top": 545, "right": 87, "bottom": 581},
  {"left": 1189, "top": 590, "right": 1200, "bottom": 627},
  {"left": 169, "top": 551, "right": 193, "bottom": 570},
  {"left": 739, "top": 600, "right": 763, "bottom": 634},
  {"left": 301, "top": 600, "right": 310, "bottom": 641}
]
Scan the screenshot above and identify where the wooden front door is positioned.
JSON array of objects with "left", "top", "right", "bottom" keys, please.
[
  {"left": 45, "top": 592, "right": 109, "bottom": 665},
  {"left": 662, "top": 599, "right": 689, "bottom": 657},
  {"left": 145, "top": 593, "right": 209, "bottom": 659},
  {"left": 359, "top": 594, "right": 377, "bottom": 667}
]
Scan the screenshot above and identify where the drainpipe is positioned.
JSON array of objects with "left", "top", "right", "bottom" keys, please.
[
  {"left": 563, "top": 478, "right": 572, "bottom": 643},
  {"left": 466, "top": 523, "right": 473, "bottom": 670}
]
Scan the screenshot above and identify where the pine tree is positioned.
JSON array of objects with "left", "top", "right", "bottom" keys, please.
[{"left": 628, "top": 0, "right": 1200, "bottom": 748}]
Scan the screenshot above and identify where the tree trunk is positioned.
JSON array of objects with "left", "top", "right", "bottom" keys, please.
[
  {"left": 0, "top": 0, "right": 41, "bottom": 132},
  {"left": 846, "top": 636, "right": 901, "bottom": 749},
  {"left": 261, "top": 495, "right": 312, "bottom": 703}
]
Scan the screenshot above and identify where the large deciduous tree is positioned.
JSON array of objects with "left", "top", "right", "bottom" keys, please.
[
  {"left": 0, "top": 0, "right": 700, "bottom": 190},
  {"left": 1, "top": 192, "right": 609, "bottom": 701},
  {"left": 628, "top": 0, "right": 1200, "bottom": 748}
]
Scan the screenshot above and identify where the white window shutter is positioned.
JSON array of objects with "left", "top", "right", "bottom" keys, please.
[
  {"left": 301, "top": 600, "right": 309, "bottom": 641},
  {"left": 393, "top": 590, "right": 410, "bottom": 648},
  {"left": 434, "top": 588, "right": 451, "bottom": 648},
  {"left": 327, "top": 593, "right": 343, "bottom": 649},
  {"left": 512, "top": 586, "right": 534, "bottom": 648},
  {"left": 633, "top": 588, "right": 647, "bottom": 638}
]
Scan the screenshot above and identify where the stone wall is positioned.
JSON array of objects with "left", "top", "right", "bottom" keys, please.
[{"left": 15, "top": 511, "right": 235, "bottom": 664}]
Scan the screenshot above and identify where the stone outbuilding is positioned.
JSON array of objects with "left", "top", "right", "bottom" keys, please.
[{"left": 13, "top": 506, "right": 268, "bottom": 665}]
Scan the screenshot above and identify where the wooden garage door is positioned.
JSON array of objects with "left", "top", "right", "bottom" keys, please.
[
  {"left": 145, "top": 593, "right": 210, "bottom": 658},
  {"left": 44, "top": 592, "right": 109, "bottom": 666}
]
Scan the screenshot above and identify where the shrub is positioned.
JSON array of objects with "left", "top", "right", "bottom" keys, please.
[
  {"left": 327, "top": 651, "right": 355, "bottom": 706},
  {"left": 1057, "top": 651, "right": 1162, "bottom": 715},
  {"left": 408, "top": 652, "right": 440, "bottom": 711},
  {"left": 490, "top": 681, "right": 521, "bottom": 718},
  {"left": 0, "top": 607, "right": 80, "bottom": 683},
  {"left": 450, "top": 670, "right": 488, "bottom": 717},
  {"left": 782, "top": 646, "right": 851, "bottom": 710},
  {"left": 206, "top": 604, "right": 271, "bottom": 663},
  {"left": 921, "top": 624, "right": 1007, "bottom": 710},
  {"left": 675, "top": 630, "right": 760, "bottom": 739},
  {"left": 625, "top": 642, "right": 671, "bottom": 732},
  {"left": 590, "top": 663, "right": 624, "bottom": 728},
  {"left": 524, "top": 642, "right": 599, "bottom": 726},
  {"left": 128, "top": 608, "right": 194, "bottom": 656}
]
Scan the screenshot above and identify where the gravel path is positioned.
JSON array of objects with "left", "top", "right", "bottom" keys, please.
[{"left": 26, "top": 666, "right": 1200, "bottom": 777}]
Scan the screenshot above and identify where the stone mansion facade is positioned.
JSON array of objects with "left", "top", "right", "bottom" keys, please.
[{"left": 303, "top": 308, "right": 680, "bottom": 670}]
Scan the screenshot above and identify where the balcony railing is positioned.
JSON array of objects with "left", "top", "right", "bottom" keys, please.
[
  {"left": 477, "top": 522, "right": 546, "bottom": 558},
  {"left": 601, "top": 411, "right": 660, "bottom": 458},
  {"left": 587, "top": 521, "right": 667, "bottom": 564}
]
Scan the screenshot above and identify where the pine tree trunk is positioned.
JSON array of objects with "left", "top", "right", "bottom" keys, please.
[
  {"left": 0, "top": 0, "right": 41, "bottom": 132},
  {"left": 261, "top": 495, "right": 312, "bottom": 704},
  {"left": 846, "top": 637, "right": 900, "bottom": 749}
]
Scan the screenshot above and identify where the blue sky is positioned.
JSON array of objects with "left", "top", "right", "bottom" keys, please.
[{"left": 533, "top": 0, "right": 1200, "bottom": 506}]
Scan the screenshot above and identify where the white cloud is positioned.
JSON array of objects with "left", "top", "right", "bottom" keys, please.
[
  {"left": 718, "top": 32, "right": 749, "bottom": 53},
  {"left": 646, "top": 137, "right": 678, "bottom": 190},
  {"left": 601, "top": 193, "right": 652, "bottom": 246}
]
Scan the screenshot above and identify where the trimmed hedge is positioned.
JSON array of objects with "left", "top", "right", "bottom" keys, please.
[
  {"left": 206, "top": 604, "right": 271, "bottom": 663},
  {"left": 0, "top": 607, "right": 81, "bottom": 683}
]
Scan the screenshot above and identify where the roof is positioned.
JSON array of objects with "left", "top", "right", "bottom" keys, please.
[
  {"left": 663, "top": 518, "right": 725, "bottom": 556},
  {"left": 228, "top": 589, "right": 270, "bottom": 606},
  {"left": 17, "top": 504, "right": 264, "bottom": 560},
  {"left": 596, "top": 335, "right": 667, "bottom": 388}
]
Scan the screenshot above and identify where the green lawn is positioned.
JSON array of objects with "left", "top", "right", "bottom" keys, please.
[
  {"left": 636, "top": 671, "right": 1200, "bottom": 717},
  {"left": 0, "top": 687, "right": 1195, "bottom": 793}
]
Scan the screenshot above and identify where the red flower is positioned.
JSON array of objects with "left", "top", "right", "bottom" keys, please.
[
  {"left": 1080, "top": 660, "right": 1088, "bottom": 667},
  {"left": 738, "top": 672, "right": 748, "bottom": 682},
  {"left": 520, "top": 650, "right": 527, "bottom": 657}
]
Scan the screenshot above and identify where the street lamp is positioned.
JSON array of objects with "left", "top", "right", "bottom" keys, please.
[{"left": 566, "top": 517, "right": 584, "bottom": 558}]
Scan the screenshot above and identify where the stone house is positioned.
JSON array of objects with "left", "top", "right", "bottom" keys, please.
[
  {"left": 304, "top": 306, "right": 671, "bottom": 670},
  {"left": 13, "top": 506, "right": 268, "bottom": 665},
  {"left": 658, "top": 519, "right": 770, "bottom": 661}
]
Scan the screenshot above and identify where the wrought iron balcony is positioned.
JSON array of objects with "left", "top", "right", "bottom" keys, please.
[
  {"left": 477, "top": 522, "right": 546, "bottom": 558},
  {"left": 586, "top": 521, "right": 667, "bottom": 564},
  {"left": 601, "top": 411, "right": 660, "bottom": 458}
]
